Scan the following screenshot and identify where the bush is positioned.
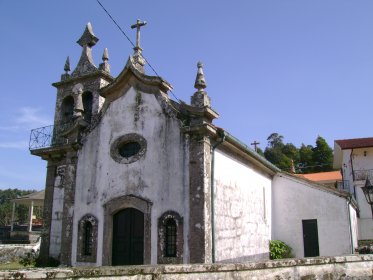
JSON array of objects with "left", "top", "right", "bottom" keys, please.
[
  {"left": 19, "top": 251, "right": 37, "bottom": 267},
  {"left": 270, "top": 240, "right": 293, "bottom": 259}
]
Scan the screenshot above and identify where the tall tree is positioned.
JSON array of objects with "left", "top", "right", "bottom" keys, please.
[
  {"left": 263, "top": 133, "right": 334, "bottom": 173},
  {"left": 264, "top": 133, "right": 295, "bottom": 171},
  {"left": 298, "top": 144, "right": 314, "bottom": 173},
  {"left": 312, "top": 136, "right": 333, "bottom": 172},
  {"left": 267, "top": 133, "right": 284, "bottom": 148}
]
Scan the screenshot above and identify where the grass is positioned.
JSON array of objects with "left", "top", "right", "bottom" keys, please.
[{"left": 0, "top": 261, "right": 25, "bottom": 270}]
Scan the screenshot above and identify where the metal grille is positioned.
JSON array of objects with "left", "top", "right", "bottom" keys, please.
[
  {"left": 83, "top": 222, "right": 93, "bottom": 256},
  {"left": 165, "top": 219, "right": 177, "bottom": 257},
  {"left": 29, "top": 125, "right": 54, "bottom": 150},
  {"left": 29, "top": 122, "right": 74, "bottom": 150}
]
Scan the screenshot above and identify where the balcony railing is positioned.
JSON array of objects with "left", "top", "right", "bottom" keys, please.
[
  {"left": 29, "top": 122, "right": 75, "bottom": 150},
  {"left": 353, "top": 169, "right": 373, "bottom": 181}
]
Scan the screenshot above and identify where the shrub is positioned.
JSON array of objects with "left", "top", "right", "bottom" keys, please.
[
  {"left": 19, "top": 251, "right": 37, "bottom": 267},
  {"left": 270, "top": 240, "right": 293, "bottom": 259}
]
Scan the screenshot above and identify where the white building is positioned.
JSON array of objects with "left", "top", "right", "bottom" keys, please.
[
  {"left": 30, "top": 23, "right": 358, "bottom": 266},
  {"left": 334, "top": 137, "right": 373, "bottom": 240}
]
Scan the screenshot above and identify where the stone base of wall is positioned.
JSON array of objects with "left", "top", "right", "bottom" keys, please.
[
  {"left": 0, "top": 242, "right": 40, "bottom": 263},
  {"left": 1, "top": 255, "right": 373, "bottom": 280}
]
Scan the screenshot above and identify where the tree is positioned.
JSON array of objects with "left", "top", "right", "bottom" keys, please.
[
  {"left": 267, "top": 133, "right": 284, "bottom": 148},
  {"left": 312, "top": 136, "right": 333, "bottom": 172},
  {"left": 298, "top": 144, "right": 314, "bottom": 173},
  {"left": 263, "top": 133, "right": 334, "bottom": 174},
  {"left": 256, "top": 147, "right": 264, "bottom": 157},
  {"left": 264, "top": 133, "right": 294, "bottom": 171}
]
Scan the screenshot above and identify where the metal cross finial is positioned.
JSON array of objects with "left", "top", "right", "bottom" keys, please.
[
  {"left": 131, "top": 19, "right": 147, "bottom": 49},
  {"left": 251, "top": 141, "right": 260, "bottom": 152}
]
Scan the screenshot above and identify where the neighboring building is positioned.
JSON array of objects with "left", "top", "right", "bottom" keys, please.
[
  {"left": 29, "top": 23, "right": 358, "bottom": 266},
  {"left": 296, "top": 171, "right": 349, "bottom": 191},
  {"left": 334, "top": 137, "right": 373, "bottom": 240},
  {"left": 273, "top": 173, "right": 357, "bottom": 257}
]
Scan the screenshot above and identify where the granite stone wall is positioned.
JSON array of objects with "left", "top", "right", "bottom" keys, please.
[{"left": 1, "top": 255, "right": 372, "bottom": 280}]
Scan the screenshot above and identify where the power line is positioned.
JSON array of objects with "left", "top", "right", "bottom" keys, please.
[{"left": 95, "top": 0, "right": 182, "bottom": 103}]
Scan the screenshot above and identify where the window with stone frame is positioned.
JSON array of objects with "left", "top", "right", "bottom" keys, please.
[
  {"left": 82, "top": 91, "right": 93, "bottom": 123},
  {"left": 61, "top": 95, "right": 74, "bottom": 123},
  {"left": 158, "top": 211, "right": 183, "bottom": 264},
  {"left": 164, "top": 218, "right": 177, "bottom": 257},
  {"left": 77, "top": 214, "right": 98, "bottom": 263}
]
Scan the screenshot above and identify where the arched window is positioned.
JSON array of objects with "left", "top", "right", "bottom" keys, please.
[
  {"left": 77, "top": 214, "right": 98, "bottom": 263},
  {"left": 158, "top": 211, "right": 183, "bottom": 264},
  {"left": 82, "top": 91, "right": 93, "bottom": 123},
  {"left": 165, "top": 219, "right": 177, "bottom": 257},
  {"left": 83, "top": 221, "right": 93, "bottom": 256},
  {"left": 61, "top": 96, "right": 74, "bottom": 123}
]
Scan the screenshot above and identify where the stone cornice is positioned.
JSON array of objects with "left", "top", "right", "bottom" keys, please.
[{"left": 52, "top": 70, "right": 114, "bottom": 88}]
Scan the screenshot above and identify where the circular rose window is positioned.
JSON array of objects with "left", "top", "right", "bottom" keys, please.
[{"left": 111, "top": 134, "right": 146, "bottom": 164}]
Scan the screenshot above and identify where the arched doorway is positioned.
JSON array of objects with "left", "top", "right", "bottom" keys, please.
[{"left": 112, "top": 208, "right": 144, "bottom": 265}]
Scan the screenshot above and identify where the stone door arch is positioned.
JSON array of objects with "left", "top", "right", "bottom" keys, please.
[{"left": 102, "top": 195, "right": 152, "bottom": 265}]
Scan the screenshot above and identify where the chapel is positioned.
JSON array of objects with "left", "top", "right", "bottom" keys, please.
[{"left": 30, "top": 22, "right": 358, "bottom": 266}]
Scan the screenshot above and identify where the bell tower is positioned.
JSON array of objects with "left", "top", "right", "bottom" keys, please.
[
  {"left": 53, "top": 22, "right": 113, "bottom": 134},
  {"left": 33, "top": 23, "right": 114, "bottom": 266}
]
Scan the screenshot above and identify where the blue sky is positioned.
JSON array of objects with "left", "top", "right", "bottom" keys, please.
[{"left": 1, "top": 1, "right": 372, "bottom": 190}]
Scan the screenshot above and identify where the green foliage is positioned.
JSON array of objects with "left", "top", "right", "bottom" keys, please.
[
  {"left": 267, "top": 133, "right": 284, "bottom": 149},
  {"left": 19, "top": 251, "right": 37, "bottom": 267},
  {"left": 312, "top": 136, "right": 333, "bottom": 172},
  {"left": 269, "top": 240, "right": 293, "bottom": 259},
  {"left": 299, "top": 144, "right": 314, "bottom": 171},
  {"left": 19, "top": 251, "right": 60, "bottom": 268},
  {"left": 263, "top": 133, "right": 334, "bottom": 173},
  {"left": 256, "top": 147, "right": 264, "bottom": 157},
  {"left": 0, "top": 189, "right": 39, "bottom": 226},
  {"left": 264, "top": 133, "right": 293, "bottom": 171}
]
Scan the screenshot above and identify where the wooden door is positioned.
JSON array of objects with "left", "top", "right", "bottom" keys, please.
[
  {"left": 302, "top": 219, "right": 319, "bottom": 257},
  {"left": 112, "top": 208, "right": 144, "bottom": 265}
]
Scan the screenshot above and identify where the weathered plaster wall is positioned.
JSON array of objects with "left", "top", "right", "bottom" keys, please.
[
  {"left": 213, "top": 150, "right": 272, "bottom": 262},
  {"left": 341, "top": 147, "right": 373, "bottom": 240},
  {"left": 49, "top": 186, "right": 64, "bottom": 259},
  {"left": 272, "top": 174, "right": 357, "bottom": 257},
  {"left": 72, "top": 87, "right": 189, "bottom": 265},
  {"left": 2, "top": 255, "right": 373, "bottom": 280}
]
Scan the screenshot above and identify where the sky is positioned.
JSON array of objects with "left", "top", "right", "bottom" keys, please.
[{"left": 0, "top": 1, "right": 373, "bottom": 190}]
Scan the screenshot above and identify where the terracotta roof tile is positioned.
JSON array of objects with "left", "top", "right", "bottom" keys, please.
[
  {"left": 296, "top": 171, "right": 341, "bottom": 182},
  {"left": 335, "top": 137, "right": 373, "bottom": 149}
]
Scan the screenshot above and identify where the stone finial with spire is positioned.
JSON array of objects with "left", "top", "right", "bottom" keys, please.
[
  {"left": 71, "top": 22, "right": 99, "bottom": 77},
  {"left": 191, "top": 62, "right": 211, "bottom": 108},
  {"left": 99, "top": 48, "right": 110, "bottom": 73},
  {"left": 61, "top": 56, "right": 71, "bottom": 80}
]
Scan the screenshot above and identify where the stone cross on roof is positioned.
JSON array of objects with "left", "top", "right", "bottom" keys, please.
[{"left": 131, "top": 19, "right": 147, "bottom": 50}]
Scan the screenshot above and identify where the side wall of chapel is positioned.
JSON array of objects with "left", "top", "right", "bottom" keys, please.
[{"left": 213, "top": 149, "right": 272, "bottom": 262}]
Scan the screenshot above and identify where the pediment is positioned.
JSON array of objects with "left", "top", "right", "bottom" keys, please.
[{"left": 100, "top": 56, "right": 173, "bottom": 101}]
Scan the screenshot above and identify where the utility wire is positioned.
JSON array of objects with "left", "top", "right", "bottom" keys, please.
[{"left": 95, "top": 0, "right": 182, "bottom": 103}]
